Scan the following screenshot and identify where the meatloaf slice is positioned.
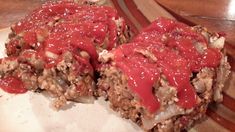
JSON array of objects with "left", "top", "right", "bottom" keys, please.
[
  {"left": 6, "top": 1, "right": 130, "bottom": 57},
  {"left": 97, "top": 18, "right": 230, "bottom": 131},
  {"left": 0, "top": 1, "right": 130, "bottom": 109}
]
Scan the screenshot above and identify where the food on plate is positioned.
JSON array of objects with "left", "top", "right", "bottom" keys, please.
[
  {"left": 0, "top": 0, "right": 230, "bottom": 131},
  {"left": 0, "top": 1, "right": 129, "bottom": 109},
  {"left": 97, "top": 17, "right": 230, "bottom": 131}
]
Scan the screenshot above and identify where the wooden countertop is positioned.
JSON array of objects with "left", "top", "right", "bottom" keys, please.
[
  {"left": 156, "top": 0, "right": 235, "bottom": 45},
  {"left": 0, "top": 0, "right": 45, "bottom": 28}
]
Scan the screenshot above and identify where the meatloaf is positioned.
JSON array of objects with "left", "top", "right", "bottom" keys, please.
[
  {"left": 97, "top": 17, "right": 230, "bottom": 131},
  {"left": 0, "top": 1, "right": 130, "bottom": 109}
]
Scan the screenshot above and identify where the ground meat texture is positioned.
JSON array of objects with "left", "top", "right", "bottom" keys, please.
[
  {"left": 98, "top": 65, "right": 211, "bottom": 131},
  {"left": 97, "top": 18, "right": 230, "bottom": 131},
  {"left": 5, "top": 1, "right": 130, "bottom": 57},
  {"left": 0, "top": 1, "right": 130, "bottom": 109},
  {"left": 0, "top": 51, "right": 96, "bottom": 109},
  {"left": 97, "top": 66, "right": 147, "bottom": 125},
  {"left": 97, "top": 53, "right": 222, "bottom": 132}
]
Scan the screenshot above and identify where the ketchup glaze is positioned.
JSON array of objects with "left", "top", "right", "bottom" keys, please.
[
  {"left": 1, "top": 1, "right": 127, "bottom": 94},
  {"left": 9, "top": 1, "right": 124, "bottom": 67},
  {"left": 0, "top": 76, "right": 27, "bottom": 94},
  {"left": 114, "top": 18, "right": 222, "bottom": 113}
]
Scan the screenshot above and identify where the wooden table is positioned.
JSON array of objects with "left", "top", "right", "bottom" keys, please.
[{"left": 157, "top": 0, "right": 235, "bottom": 45}]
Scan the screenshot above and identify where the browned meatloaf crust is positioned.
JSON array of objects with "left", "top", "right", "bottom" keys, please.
[
  {"left": 0, "top": 1, "right": 130, "bottom": 109},
  {"left": 97, "top": 23, "right": 230, "bottom": 131}
]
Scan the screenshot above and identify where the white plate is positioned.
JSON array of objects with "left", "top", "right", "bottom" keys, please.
[{"left": 0, "top": 28, "right": 142, "bottom": 132}]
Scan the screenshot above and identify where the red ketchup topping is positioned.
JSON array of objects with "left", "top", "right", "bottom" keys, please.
[
  {"left": 3, "top": 1, "right": 126, "bottom": 94},
  {"left": 114, "top": 17, "right": 222, "bottom": 113},
  {"left": 114, "top": 43, "right": 161, "bottom": 113},
  {"left": 10, "top": 1, "right": 123, "bottom": 69},
  {"left": 0, "top": 76, "right": 27, "bottom": 94}
]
